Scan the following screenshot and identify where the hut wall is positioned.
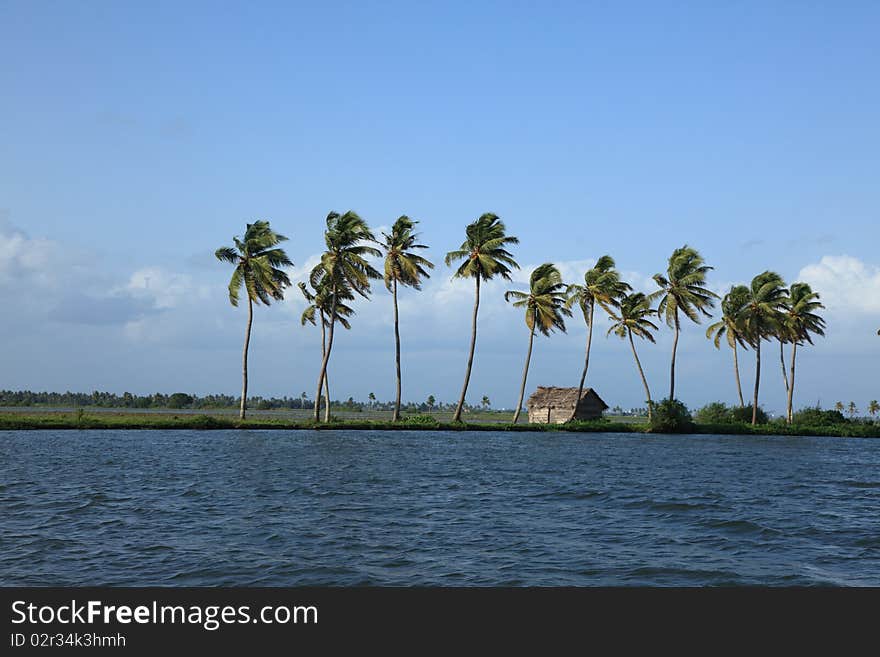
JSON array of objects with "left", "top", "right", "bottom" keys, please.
[
  {"left": 573, "top": 400, "right": 604, "bottom": 421},
  {"left": 528, "top": 407, "right": 573, "bottom": 424}
]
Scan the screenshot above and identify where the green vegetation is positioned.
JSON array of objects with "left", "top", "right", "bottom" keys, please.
[
  {"left": 607, "top": 293, "right": 659, "bottom": 421},
  {"left": 649, "top": 399, "right": 695, "bottom": 433},
  {"left": 565, "top": 255, "right": 631, "bottom": 420},
  {"left": 695, "top": 402, "right": 768, "bottom": 425},
  {"left": 215, "top": 221, "right": 292, "bottom": 419},
  {"left": 445, "top": 213, "right": 520, "bottom": 423},
  {"left": 309, "top": 211, "right": 382, "bottom": 422},
  {"left": 706, "top": 288, "right": 750, "bottom": 407},
  {"left": 379, "top": 216, "right": 434, "bottom": 422},
  {"left": 505, "top": 263, "right": 571, "bottom": 423},
  {"left": 3, "top": 409, "right": 878, "bottom": 438},
  {"left": 650, "top": 246, "right": 718, "bottom": 401}
]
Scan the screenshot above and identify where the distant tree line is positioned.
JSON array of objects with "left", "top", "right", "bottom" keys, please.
[{"left": 0, "top": 390, "right": 493, "bottom": 413}]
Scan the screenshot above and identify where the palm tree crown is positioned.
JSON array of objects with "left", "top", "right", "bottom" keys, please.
[
  {"left": 742, "top": 271, "right": 789, "bottom": 346},
  {"left": 445, "top": 213, "right": 520, "bottom": 281},
  {"left": 651, "top": 245, "right": 718, "bottom": 326},
  {"left": 310, "top": 211, "right": 382, "bottom": 297},
  {"left": 706, "top": 286, "right": 750, "bottom": 350},
  {"left": 215, "top": 221, "right": 293, "bottom": 306},
  {"left": 299, "top": 279, "right": 354, "bottom": 331},
  {"left": 566, "top": 255, "right": 632, "bottom": 323},
  {"left": 505, "top": 263, "right": 571, "bottom": 336},
  {"left": 783, "top": 282, "right": 826, "bottom": 345},
  {"left": 608, "top": 293, "right": 659, "bottom": 343},
  {"left": 381, "top": 216, "right": 434, "bottom": 290}
]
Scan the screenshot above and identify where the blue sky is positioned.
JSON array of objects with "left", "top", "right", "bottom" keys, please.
[{"left": 1, "top": 1, "right": 878, "bottom": 413}]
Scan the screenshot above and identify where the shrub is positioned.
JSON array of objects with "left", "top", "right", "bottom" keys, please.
[
  {"left": 695, "top": 402, "right": 732, "bottom": 424},
  {"left": 649, "top": 399, "right": 695, "bottom": 433},
  {"left": 730, "top": 404, "right": 768, "bottom": 424},
  {"left": 402, "top": 414, "right": 440, "bottom": 426},
  {"left": 791, "top": 406, "right": 848, "bottom": 426}
]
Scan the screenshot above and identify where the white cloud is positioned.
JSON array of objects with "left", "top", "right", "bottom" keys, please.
[
  {"left": 121, "top": 267, "right": 210, "bottom": 310},
  {"left": 798, "top": 255, "right": 880, "bottom": 315},
  {"left": 0, "top": 222, "right": 65, "bottom": 289}
]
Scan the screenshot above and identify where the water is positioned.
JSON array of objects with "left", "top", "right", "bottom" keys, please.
[{"left": 1, "top": 430, "right": 879, "bottom": 586}]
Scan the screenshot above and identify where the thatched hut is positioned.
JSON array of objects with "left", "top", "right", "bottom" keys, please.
[{"left": 526, "top": 386, "right": 609, "bottom": 424}]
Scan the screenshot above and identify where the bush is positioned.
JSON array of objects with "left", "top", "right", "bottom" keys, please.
[
  {"left": 694, "top": 402, "right": 732, "bottom": 424},
  {"left": 791, "top": 406, "right": 848, "bottom": 426},
  {"left": 402, "top": 414, "right": 440, "bottom": 426},
  {"left": 649, "top": 399, "right": 695, "bottom": 433},
  {"left": 730, "top": 404, "right": 768, "bottom": 424}
]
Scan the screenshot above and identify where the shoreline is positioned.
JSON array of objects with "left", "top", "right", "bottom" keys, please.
[{"left": 1, "top": 412, "right": 878, "bottom": 438}]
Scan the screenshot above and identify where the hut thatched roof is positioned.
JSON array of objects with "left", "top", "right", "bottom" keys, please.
[{"left": 526, "top": 386, "right": 608, "bottom": 410}]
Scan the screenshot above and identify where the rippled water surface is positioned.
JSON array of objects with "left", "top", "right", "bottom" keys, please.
[{"left": 2, "top": 430, "right": 879, "bottom": 586}]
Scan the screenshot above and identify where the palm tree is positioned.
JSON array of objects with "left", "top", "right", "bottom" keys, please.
[
  {"left": 740, "top": 271, "right": 788, "bottom": 425},
  {"left": 380, "top": 216, "right": 434, "bottom": 421},
  {"left": 781, "top": 282, "right": 825, "bottom": 423},
  {"left": 505, "top": 263, "right": 571, "bottom": 423},
  {"left": 215, "top": 221, "right": 292, "bottom": 419},
  {"left": 705, "top": 286, "right": 750, "bottom": 407},
  {"left": 427, "top": 394, "right": 435, "bottom": 410},
  {"left": 607, "top": 292, "right": 659, "bottom": 421},
  {"left": 445, "top": 213, "right": 520, "bottom": 422},
  {"left": 565, "top": 255, "right": 631, "bottom": 419},
  {"left": 835, "top": 401, "right": 845, "bottom": 413},
  {"left": 848, "top": 402, "right": 858, "bottom": 418},
  {"left": 868, "top": 400, "right": 879, "bottom": 419},
  {"left": 309, "top": 211, "right": 381, "bottom": 422},
  {"left": 481, "top": 395, "right": 491, "bottom": 410},
  {"left": 650, "top": 246, "right": 718, "bottom": 401},
  {"left": 299, "top": 278, "right": 354, "bottom": 420}
]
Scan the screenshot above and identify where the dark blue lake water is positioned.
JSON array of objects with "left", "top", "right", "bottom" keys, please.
[{"left": 2, "top": 430, "right": 879, "bottom": 586}]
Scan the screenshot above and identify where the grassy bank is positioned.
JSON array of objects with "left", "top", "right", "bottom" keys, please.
[{"left": 1, "top": 410, "right": 878, "bottom": 437}]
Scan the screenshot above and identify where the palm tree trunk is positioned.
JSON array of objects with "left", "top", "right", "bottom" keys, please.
[
  {"left": 669, "top": 311, "right": 680, "bottom": 400},
  {"left": 313, "top": 288, "right": 337, "bottom": 422},
  {"left": 513, "top": 322, "right": 536, "bottom": 424},
  {"left": 628, "top": 329, "right": 652, "bottom": 421},
  {"left": 392, "top": 278, "right": 402, "bottom": 422},
  {"left": 453, "top": 276, "right": 480, "bottom": 423},
  {"left": 572, "top": 301, "right": 595, "bottom": 421},
  {"left": 752, "top": 341, "right": 761, "bottom": 425},
  {"left": 319, "top": 311, "right": 331, "bottom": 422},
  {"left": 732, "top": 342, "right": 745, "bottom": 407},
  {"left": 240, "top": 297, "right": 253, "bottom": 420},
  {"left": 786, "top": 342, "right": 797, "bottom": 424},
  {"left": 779, "top": 339, "right": 789, "bottom": 395}
]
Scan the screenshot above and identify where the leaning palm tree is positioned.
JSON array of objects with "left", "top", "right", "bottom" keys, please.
[
  {"left": 505, "top": 263, "right": 571, "bottom": 423},
  {"left": 445, "top": 213, "right": 520, "bottom": 423},
  {"left": 782, "top": 282, "right": 825, "bottom": 424},
  {"left": 740, "top": 271, "right": 788, "bottom": 425},
  {"left": 565, "top": 255, "right": 631, "bottom": 419},
  {"left": 868, "top": 400, "right": 879, "bottom": 419},
  {"left": 309, "top": 211, "right": 381, "bottom": 422},
  {"left": 705, "top": 285, "right": 750, "bottom": 407},
  {"left": 215, "top": 221, "right": 292, "bottom": 419},
  {"left": 607, "top": 292, "right": 659, "bottom": 421},
  {"left": 299, "top": 278, "right": 355, "bottom": 420},
  {"left": 380, "top": 216, "right": 434, "bottom": 421},
  {"left": 650, "top": 246, "right": 718, "bottom": 401}
]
